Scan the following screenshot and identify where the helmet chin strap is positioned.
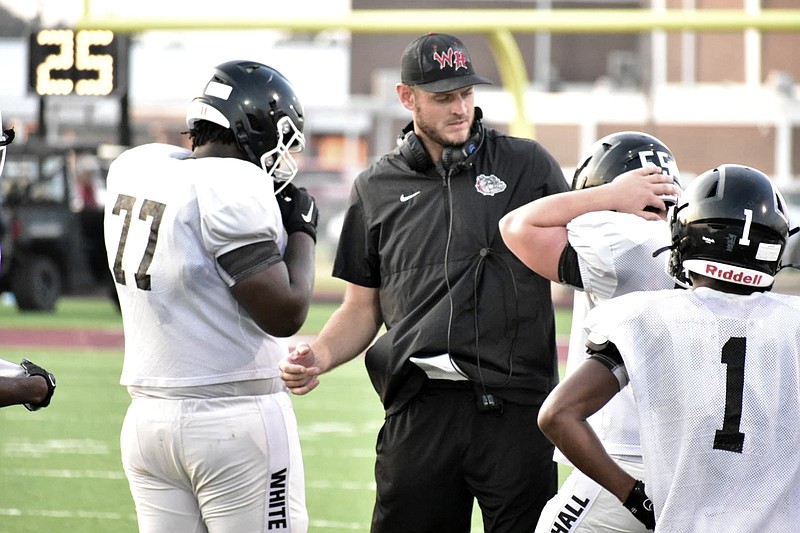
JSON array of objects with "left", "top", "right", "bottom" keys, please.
[{"left": 233, "top": 121, "right": 260, "bottom": 166}]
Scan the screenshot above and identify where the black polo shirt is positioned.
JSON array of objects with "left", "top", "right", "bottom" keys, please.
[{"left": 333, "top": 126, "right": 570, "bottom": 414}]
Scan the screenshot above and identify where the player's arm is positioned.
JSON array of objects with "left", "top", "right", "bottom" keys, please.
[
  {"left": 201, "top": 177, "right": 317, "bottom": 337},
  {"left": 538, "top": 357, "right": 634, "bottom": 498},
  {"left": 280, "top": 283, "right": 382, "bottom": 394},
  {"left": 0, "top": 359, "right": 56, "bottom": 410},
  {"left": 228, "top": 183, "right": 317, "bottom": 337},
  {"left": 0, "top": 376, "right": 48, "bottom": 408},
  {"left": 538, "top": 341, "right": 655, "bottom": 529},
  {"left": 228, "top": 233, "right": 315, "bottom": 338},
  {"left": 499, "top": 164, "right": 674, "bottom": 281}
]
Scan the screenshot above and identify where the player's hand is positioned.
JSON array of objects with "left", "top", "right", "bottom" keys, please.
[
  {"left": 623, "top": 479, "right": 655, "bottom": 530},
  {"left": 279, "top": 343, "right": 322, "bottom": 395},
  {"left": 20, "top": 358, "right": 56, "bottom": 411},
  {"left": 609, "top": 164, "right": 680, "bottom": 221},
  {"left": 275, "top": 181, "right": 318, "bottom": 242}
]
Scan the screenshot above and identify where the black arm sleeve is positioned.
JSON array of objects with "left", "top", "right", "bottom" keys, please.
[
  {"left": 586, "top": 337, "right": 628, "bottom": 389},
  {"left": 558, "top": 242, "right": 584, "bottom": 289},
  {"left": 217, "top": 241, "right": 282, "bottom": 284}
]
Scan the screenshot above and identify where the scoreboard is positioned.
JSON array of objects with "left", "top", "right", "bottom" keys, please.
[{"left": 28, "top": 28, "right": 126, "bottom": 97}]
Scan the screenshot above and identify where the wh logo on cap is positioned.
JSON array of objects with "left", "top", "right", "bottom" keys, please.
[{"left": 433, "top": 48, "right": 468, "bottom": 71}]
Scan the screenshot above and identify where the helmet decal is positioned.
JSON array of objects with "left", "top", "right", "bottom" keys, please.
[
  {"left": 682, "top": 259, "right": 771, "bottom": 288},
  {"left": 185, "top": 100, "right": 230, "bottom": 129},
  {"left": 572, "top": 131, "right": 681, "bottom": 205},
  {"left": 204, "top": 80, "right": 233, "bottom": 100}
]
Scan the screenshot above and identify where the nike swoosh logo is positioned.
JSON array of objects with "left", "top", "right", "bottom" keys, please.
[
  {"left": 301, "top": 203, "right": 315, "bottom": 223},
  {"left": 400, "top": 191, "right": 421, "bottom": 202}
]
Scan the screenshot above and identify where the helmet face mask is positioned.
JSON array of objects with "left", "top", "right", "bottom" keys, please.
[
  {"left": 668, "top": 164, "right": 791, "bottom": 289},
  {"left": 186, "top": 60, "right": 305, "bottom": 189},
  {"left": 572, "top": 131, "right": 681, "bottom": 205},
  {"left": 262, "top": 115, "right": 306, "bottom": 194}
]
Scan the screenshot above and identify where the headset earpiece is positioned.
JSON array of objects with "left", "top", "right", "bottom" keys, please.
[
  {"left": 398, "top": 107, "right": 485, "bottom": 173},
  {"left": 442, "top": 125, "right": 483, "bottom": 173},
  {"left": 398, "top": 128, "right": 432, "bottom": 171}
]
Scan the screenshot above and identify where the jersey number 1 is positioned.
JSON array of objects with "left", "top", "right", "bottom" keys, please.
[
  {"left": 713, "top": 336, "right": 746, "bottom": 454},
  {"left": 111, "top": 194, "right": 166, "bottom": 291}
]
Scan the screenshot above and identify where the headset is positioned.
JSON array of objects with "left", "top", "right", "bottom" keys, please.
[{"left": 397, "top": 107, "right": 485, "bottom": 173}]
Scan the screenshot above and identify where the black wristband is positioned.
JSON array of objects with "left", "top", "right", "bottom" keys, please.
[
  {"left": 287, "top": 221, "right": 317, "bottom": 243},
  {"left": 21, "top": 358, "right": 57, "bottom": 411},
  {"left": 623, "top": 479, "right": 655, "bottom": 530}
]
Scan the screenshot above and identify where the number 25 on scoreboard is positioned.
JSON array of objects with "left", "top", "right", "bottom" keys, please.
[{"left": 28, "top": 28, "right": 124, "bottom": 97}]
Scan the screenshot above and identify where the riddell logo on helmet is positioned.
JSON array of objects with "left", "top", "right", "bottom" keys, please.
[{"left": 704, "top": 264, "right": 762, "bottom": 286}]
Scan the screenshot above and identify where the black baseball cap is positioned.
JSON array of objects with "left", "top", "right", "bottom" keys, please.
[{"left": 400, "top": 33, "right": 492, "bottom": 93}]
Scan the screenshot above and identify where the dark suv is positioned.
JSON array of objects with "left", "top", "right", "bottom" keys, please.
[{"left": 0, "top": 141, "right": 123, "bottom": 311}]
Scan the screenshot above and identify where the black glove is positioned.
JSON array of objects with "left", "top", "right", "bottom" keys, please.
[
  {"left": 275, "top": 182, "right": 318, "bottom": 242},
  {"left": 20, "top": 358, "right": 56, "bottom": 411},
  {"left": 623, "top": 479, "right": 655, "bottom": 530}
]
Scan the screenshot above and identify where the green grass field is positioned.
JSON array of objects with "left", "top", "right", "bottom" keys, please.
[{"left": 0, "top": 297, "right": 572, "bottom": 533}]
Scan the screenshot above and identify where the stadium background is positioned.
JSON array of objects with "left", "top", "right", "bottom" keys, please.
[{"left": 2, "top": 1, "right": 800, "bottom": 531}]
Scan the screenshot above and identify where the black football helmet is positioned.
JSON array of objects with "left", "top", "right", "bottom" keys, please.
[
  {"left": 572, "top": 131, "right": 681, "bottom": 204},
  {"left": 0, "top": 109, "right": 15, "bottom": 178},
  {"left": 186, "top": 60, "right": 305, "bottom": 188},
  {"left": 668, "top": 164, "right": 792, "bottom": 289}
]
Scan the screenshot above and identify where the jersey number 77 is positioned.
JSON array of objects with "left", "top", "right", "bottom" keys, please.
[{"left": 110, "top": 193, "right": 166, "bottom": 291}]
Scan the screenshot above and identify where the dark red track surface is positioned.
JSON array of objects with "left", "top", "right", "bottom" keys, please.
[
  {"left": 0, "top": 328, "right": 570, "bottom": 360},
  {"left": 0, "top": 328, "right": 124, "bottom": 349}
]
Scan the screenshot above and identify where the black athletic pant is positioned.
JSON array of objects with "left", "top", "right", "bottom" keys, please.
[{"left": 371, "top": 380, "right": 557, "bottom": 533}]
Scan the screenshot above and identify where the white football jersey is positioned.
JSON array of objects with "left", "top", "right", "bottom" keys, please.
[
  {"left": 585, "top": 287, "right": 800, "bottom": 532},
  {"left": 565, "top": 211, "right": 674, "bottom": 458},
  {"left": 0, "top": 358, "right": 25, "bottom": 378},
  {"left": 104, "top": 143, "right": 287, "bottom": 387}
]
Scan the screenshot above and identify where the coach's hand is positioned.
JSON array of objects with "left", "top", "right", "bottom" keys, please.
[
  {"left": 623, "top": 479, "right": 655, "bottom": 530},
  {"left": 275, "top": 182, "right": 318, "bottom": 242},
  {"left": 279, "top": 343, "right": 321, "bottom": 395},
  {"left": 20, "top": 358, "right": 56, "bottom": 411}
]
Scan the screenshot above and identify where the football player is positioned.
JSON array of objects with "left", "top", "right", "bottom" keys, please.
[
  {"left": 538, "top": 164, "right": 800, "bottom": 532},
  {"left": 104, "top": 61, "right": 316, "bottom": 532},
  {"left": 0, "top": 111, "right": 57, "bottom": 411},
  {"left": 500, "top": 131, "right": 680, "bottom": 532}
]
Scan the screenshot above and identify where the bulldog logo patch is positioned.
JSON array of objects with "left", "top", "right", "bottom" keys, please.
[{"left": 474, "top": 174, "right": 507, "bottom": 196}]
